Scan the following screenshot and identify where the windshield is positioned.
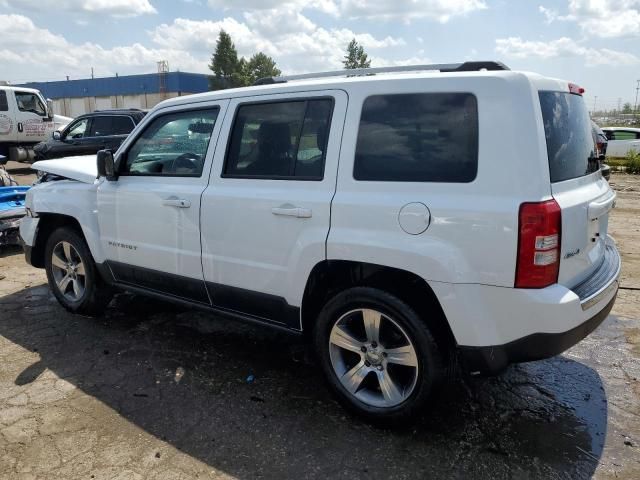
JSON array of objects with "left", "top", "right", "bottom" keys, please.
[{"left": 539, "top": 91, "right": 599, "bottom": 183}]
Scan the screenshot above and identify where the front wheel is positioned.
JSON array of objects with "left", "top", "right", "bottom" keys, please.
[
  {"left": 44, "top": 227, "right": 113, "bottom": 316},
  {"left": 313, "top": 287, "right": 444, "bottom": 424}
]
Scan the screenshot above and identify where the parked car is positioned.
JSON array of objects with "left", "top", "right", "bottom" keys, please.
[
  {"left": 21, "top": 62, "right": 620, "bottom": 423},
  {"left": 33, "top": 109, "right": 146, "bottom": 160},
  {"left": 592, "top": 121, "right": 610, "bottom": 180},
  {"left": 602, "top": 127, "right": 640, "bottom": 157}
]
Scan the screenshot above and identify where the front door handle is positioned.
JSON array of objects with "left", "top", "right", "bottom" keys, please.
[
  {"left": 162, "top": 197, "right": 191, "bottom": 208},
  {"left": 271, "top": 205, "right": 312, "bottom": 218}
]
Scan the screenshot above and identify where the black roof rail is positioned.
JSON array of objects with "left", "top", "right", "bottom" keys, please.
[
  {"left": 92, "top": 108, "right": 144, "bottom": 113},
  {"left": 254, "top": 61, "right": 509, "bottom": 86}
]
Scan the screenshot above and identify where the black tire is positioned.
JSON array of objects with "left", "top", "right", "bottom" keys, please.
[
  {"left": 313, "top": 287, "right": 444, "bottom": 424},
  {"left": 44, "top": 227, "right": 113, "bottom": 316}
]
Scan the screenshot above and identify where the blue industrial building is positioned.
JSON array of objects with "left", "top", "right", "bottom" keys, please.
[
  {"left": 16, "top": 72, "right": 211, "bottom": 117},
  {"left": 18, "top": 72, "right": 209, "bottom": 99}
]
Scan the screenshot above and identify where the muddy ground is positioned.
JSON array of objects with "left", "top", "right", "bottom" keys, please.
[{"left": 0, "top": 166, "right": 639, "bottom": 479}]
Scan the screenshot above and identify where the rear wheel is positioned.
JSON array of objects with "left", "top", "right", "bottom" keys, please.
[
  {"left": 314, "top": 287, "right": 444, "bottom": 424},
  {"left": 45, "top": 227, "right": 112, "bottom": 315}
]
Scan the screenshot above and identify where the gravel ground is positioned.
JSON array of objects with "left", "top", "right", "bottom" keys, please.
[{"left": 0, "top": 168, "right": 639, "bottom": 479}]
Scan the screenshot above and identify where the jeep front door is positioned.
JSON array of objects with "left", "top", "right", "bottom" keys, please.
[
  {"left": 200, "top": 91, "right": 347, "bottom": 328},
  {"left": 97, "top": 102, "right": 228, "bottom": 304}
]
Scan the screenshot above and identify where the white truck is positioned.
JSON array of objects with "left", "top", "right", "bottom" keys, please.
[
  {"left": 0, "top": 84, "right": 71, "bottom": 163},
  {"left": 20, "top": 62, "right": 620, "bottom": 423}
]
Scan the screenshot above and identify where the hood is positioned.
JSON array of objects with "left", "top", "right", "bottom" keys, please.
[
  {"left": 52, "top": 114, "right": 72, "bottom": 131},
  {"left": 32, "top": 156, "right": 97, "bottom": 184}
]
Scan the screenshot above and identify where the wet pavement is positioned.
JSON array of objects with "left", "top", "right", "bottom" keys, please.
[
  {"left": 0, "top": 246, "right": 639, "bottom": 479},
  {"left": 0, "top": 171, "right": 639, "bottom": 479}
]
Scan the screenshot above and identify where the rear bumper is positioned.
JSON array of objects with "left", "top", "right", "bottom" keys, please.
[
  {"left": 458, "top": 293, "right": 616, "bottom": 374},
  {"left": 431, "top": 240, "right": 621, "bottom": 375}
]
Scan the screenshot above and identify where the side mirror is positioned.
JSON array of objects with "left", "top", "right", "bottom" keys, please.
[
  {"left": 52, "top": 131, "right": 61, "bottom": 141},
  {"left": 97, "top": 150, "right": 117, "bottom": 181},
  {"left": 46, "top": 99, "right": 54, "bottom": 120}
]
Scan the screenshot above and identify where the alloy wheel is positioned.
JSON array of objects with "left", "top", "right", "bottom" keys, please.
[
  {"left": 50, "top": 241, "right": 86, "bottom": 302},
  {"left": 328, "top": 308, "right": 419, "bottom": 408}
]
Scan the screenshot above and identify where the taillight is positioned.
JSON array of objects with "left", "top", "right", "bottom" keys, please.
[
  {"left": 568, "top": 83, "right": 585, "bottom": 95},
  {"left": 515, "top": 200, "right": 561, "bottom": 288}
]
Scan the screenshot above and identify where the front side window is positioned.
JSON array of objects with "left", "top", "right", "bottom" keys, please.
[
  {"left": 65, "top": 118, "right": 89, "bottom": 139},
  {"left": 121, "top": 108, "right": 219, "bottom": 177},
  {"left": 354, "top": 93, "right": 478, "bottom": 182},
  {"left": 15, "top": 92, "right": 46, "bottom": 116},
  {"left": 224, "top": 99, "right": 333, "bottom": 179},
  {"left": 0, "top": 91, "right": 8, "bottom": 112}
]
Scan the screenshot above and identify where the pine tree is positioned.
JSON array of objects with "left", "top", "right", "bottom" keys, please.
[
  {"left": 209, "top": 30, "right": 241, "bottom": 90},
  {"left": 343, "top": 39, "right": 371, "bottom": 69}
]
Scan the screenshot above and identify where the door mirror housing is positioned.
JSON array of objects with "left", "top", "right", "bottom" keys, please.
[
  {"left": 97, "top": 150, "right": 117, "bottom": 181},
  {"left": 52, "top": 131, "right": 61, "bottom": 141},
  {"left": 46, "top": 99, "right": 54, "bottom": 120}
]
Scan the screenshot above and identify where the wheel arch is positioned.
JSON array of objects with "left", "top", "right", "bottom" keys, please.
[
  {"left": 30, "top": 213, "right": 86, "bottom": 268},
  {"left": 301, "top": 260, "right": 457, "bottom": 357}
]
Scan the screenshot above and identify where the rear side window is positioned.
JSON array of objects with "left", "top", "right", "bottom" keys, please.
[
  {"left": 0, "top": 91, "right": 8, "bottom": 111},
  {"left": 539, "top": 91, "right": 599, "bottom": 183},
  {"left": 89, "top": 116, "right": 112, "bottom": 137},
  {"left": 354, "top": 93, "right": 478, "bottom": 182},
  {"left": 224, "top": 99, "right": 333, "bottom": 180},
  {"left": 112, "top": 116, "right": 136, "bottom": 135}
]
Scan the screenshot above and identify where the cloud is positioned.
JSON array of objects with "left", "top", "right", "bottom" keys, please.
[
  {"left": 495, "top": 36, "right": 639, "bottom": 66},
  {"left": 540, "top": 0, "right": 640, "bottom": 37},
  {"left": 208, "top": 0, "right": 339, "bottom": 15},
  {"left": 338, "top": 0, "right": 487, "bottom": 22},
  {"left": 151, "top": 13, "right": 405, "bottom": 74},
  {"left": 0, "top": 13, "right": 407, "bottom": 82},
  {"left": 208, "top": 0, "right": 486, "bottom": 22},
  {"left": 3, "top": 0, "right": 156, "bottom": 17}
]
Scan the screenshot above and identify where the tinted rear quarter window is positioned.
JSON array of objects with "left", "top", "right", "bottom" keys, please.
[
  {"left": 112, "top": 116, "right": 136, "bottom": 135},
  {"left": 354, "top": 93, "right": 478, "bottom": 182},
  {"left": 0, "top": 91, "right": 8, "bottom": 111},
  {"left": 539, "top": 91, "right": 599, "bottom": 183}
]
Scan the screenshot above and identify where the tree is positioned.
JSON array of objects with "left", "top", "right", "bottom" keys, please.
[
  {"left": 208, "top": 31, "right": 282, "bottom": 89},
  {"left": 343, "top": 38, "right": 371, "bottom": 69},
  {"left": 623, "top": 102, "right": 633, "bottom": 114},
  {"left": 246, "top": 52, "right": 281, "bottom": 84},
  {"left": 209, "top": 30, "right": 242, "bottom": 90}
]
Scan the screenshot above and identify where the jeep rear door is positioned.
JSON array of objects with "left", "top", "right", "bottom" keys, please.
[
  {"left": 538, "top": 88, "right": 616, "bottom": 288},
  {"left": 200, "top": 90, "right": 347, "bottom": 329},
  {"left": 97, "top": 100, "right": 229, "bottom": 304}
]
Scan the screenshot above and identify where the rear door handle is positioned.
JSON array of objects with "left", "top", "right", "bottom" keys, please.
[
  {"left": 271, "top": 205, "right": 312, "bottom": 218},
  {"left": 162, "top": 197, "right": 191, "bottom": 208}
]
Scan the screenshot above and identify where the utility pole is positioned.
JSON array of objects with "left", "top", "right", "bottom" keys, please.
[
  {"left": 618, "top": 97, "right": 622, "bottom": 112},
  {"left": 593, "top": 95, "right": 597, "bottom": 114},
  {"left": 91, "top": 67, "right": 94, "bottom": 80},
  {"left": 635, "top": 79, "right": 640, "bottom": 116}
]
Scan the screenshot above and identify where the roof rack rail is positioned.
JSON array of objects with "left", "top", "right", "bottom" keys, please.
[
  {"left": 254, "top": 61, "right": 509, "bottom": 86},
  {"left": 93, "top": 108, "right": 144, "bottom": 113}
]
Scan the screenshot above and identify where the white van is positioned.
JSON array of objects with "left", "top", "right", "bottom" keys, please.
[{"left": 21, "top": 62, "right": 620, "bottom": 423}]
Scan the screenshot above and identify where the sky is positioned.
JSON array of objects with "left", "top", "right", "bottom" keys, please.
[{"left": 0, "top": 0, "right": 639, "bottom": 111}]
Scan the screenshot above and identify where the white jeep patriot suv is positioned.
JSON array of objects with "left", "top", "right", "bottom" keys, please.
[{"left": 20, "top": 62, "right": 620, "bottom": 422}]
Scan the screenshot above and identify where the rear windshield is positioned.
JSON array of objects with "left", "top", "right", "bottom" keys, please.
[{"left": 539, "top": 91, "right": 599, "bottom": 183}]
